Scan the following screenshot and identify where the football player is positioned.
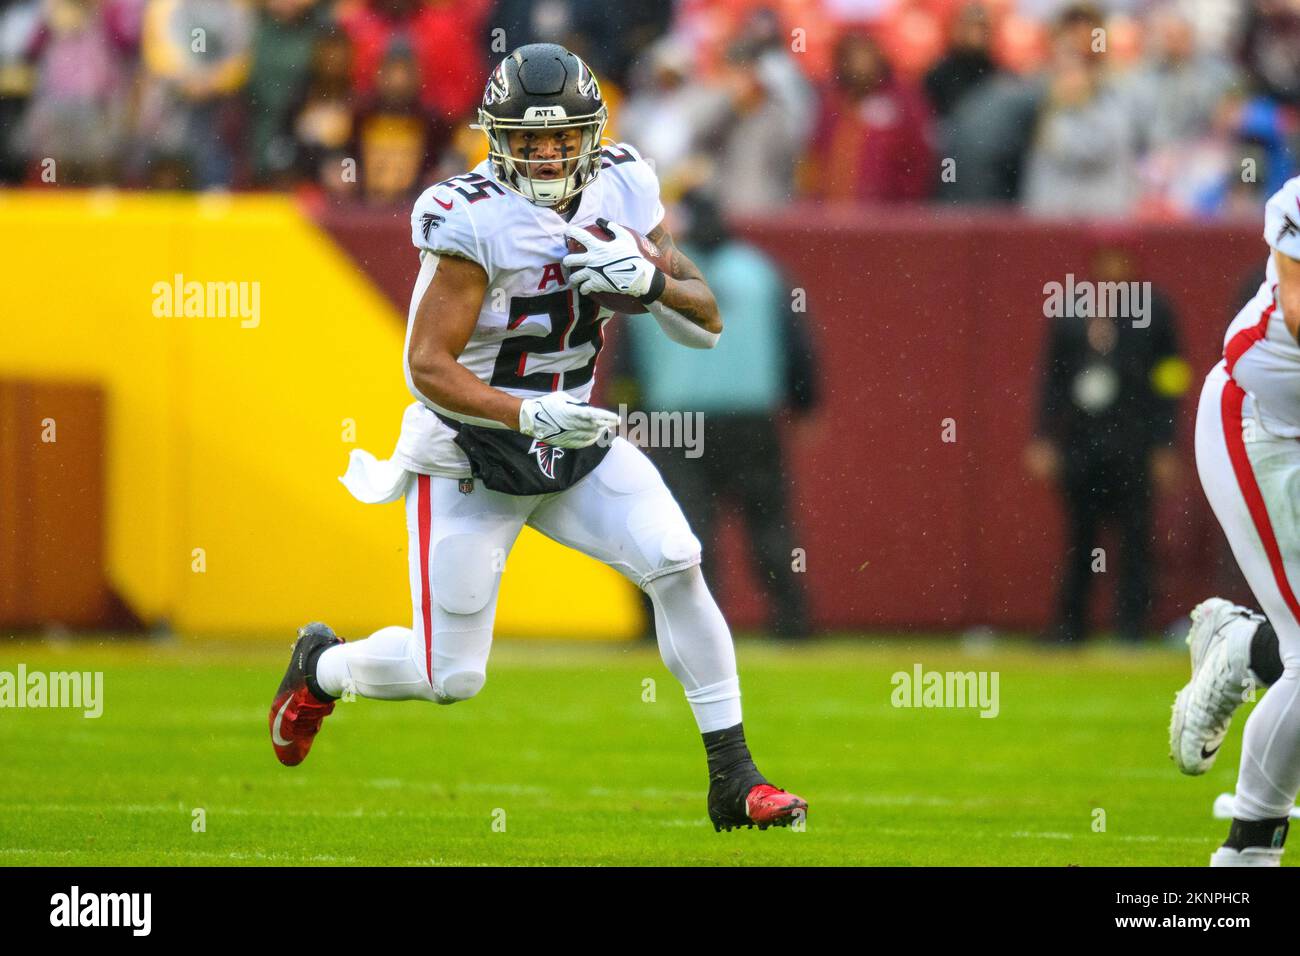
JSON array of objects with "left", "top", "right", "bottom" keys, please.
[
  {"left": 1169, "top": 173, "right": 1300, "bottom": 865},
  {"left": 268, "top": 44, "right": 807, "bottom": 832}
]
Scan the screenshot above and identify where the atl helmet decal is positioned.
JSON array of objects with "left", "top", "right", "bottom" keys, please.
[
  {"left": 575, "top": 60, "right": 601, "bottom": 102},
  {"left": 528, "top": 439, "right": 565, "bottom": 480},
  {"left": 484, "top": 62, "right": 510, "bottom": 106}
]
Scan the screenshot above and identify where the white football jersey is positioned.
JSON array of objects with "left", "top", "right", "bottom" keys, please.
[
  {"left": 1224, "top": 175, "right": 1300, "bottom": 437},
  {"left": 390, "top": 143, "right": 665, "bottom": 477}
]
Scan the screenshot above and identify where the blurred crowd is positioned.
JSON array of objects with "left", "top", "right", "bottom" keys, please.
[{"left": 0, "top": 0, "right": 1296, "bottom": 218}]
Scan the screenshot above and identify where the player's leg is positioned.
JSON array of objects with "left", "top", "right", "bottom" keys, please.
[
  {"left": 315, "top": 474, "right": 529, "bottom": 705},
  {"left": 1191, "top": 364, "right": 1300, "bottom": 865},
  {"left": 527, "top": 437, "right": 807, "bottom": 830},
  {"left": 269, "top": 474, "right": 529, "bottom": 766}
]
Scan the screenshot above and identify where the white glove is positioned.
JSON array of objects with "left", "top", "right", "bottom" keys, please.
[
  {"left": 563, "top": 219, "right": 659, "bottom": 300},
  {"left": 518, "top": 391, "right": 620, "bottom": 449}
]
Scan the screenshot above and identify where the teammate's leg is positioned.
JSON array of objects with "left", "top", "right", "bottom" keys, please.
[
  {"left": 528, "top": 437, "right": 807, "bottom": 829},
  {"left": 1193, "top": 364, "right": 1300, "bottom": 864}
]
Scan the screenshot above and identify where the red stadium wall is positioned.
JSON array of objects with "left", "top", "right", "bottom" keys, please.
[{"left": 317, "top": 205, "right": 1264, "bottom": 634}]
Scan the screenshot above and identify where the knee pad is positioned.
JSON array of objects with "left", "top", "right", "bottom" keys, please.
[
  {"left": 431, "top": 533, "right": 498, "bottom": 615},
  {"left": 436, "top": 669, "right": 486, "bottom": 703},
  {"left": 630, "top": 498, "right": 702, "bottom": 588}
]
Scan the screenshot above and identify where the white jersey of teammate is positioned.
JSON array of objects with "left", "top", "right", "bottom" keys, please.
[
  {"left": 1223, "top": 174, "right": 1300, "bottom": 437},
  {"left": 389, "top": 142, "right": 664, "bottom": 477}
]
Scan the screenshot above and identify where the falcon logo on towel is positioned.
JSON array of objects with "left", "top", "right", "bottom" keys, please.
[{"left": 528, "top": 439, "right": 564, "bottom": 480}]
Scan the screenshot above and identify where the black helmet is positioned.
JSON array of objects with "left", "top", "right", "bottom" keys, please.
[{"left": 476, "top": 44, "right": 609, "bottom": 207}]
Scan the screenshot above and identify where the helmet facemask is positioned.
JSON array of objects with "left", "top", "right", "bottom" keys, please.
[{"left": 478, "top": 107, "right": 608, "bottom": 207}]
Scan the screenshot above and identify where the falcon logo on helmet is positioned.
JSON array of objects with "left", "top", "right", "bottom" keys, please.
[{"left": 474, "top": 43, "right": 609, "bottom": 208}]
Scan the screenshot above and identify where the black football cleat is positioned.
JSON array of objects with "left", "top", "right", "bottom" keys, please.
[
  {"left": 269, "top": 622, "right": 344, "bottom": 767},
  {"left": 709, "top": 774, "right": 809, "bottom": 832}
]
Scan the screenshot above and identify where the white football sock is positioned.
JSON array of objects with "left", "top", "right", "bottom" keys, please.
[{"left": 645, "top": 566, "right": 742, "bottom": 733}]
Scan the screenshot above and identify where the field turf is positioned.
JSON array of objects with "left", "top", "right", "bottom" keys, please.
[{"left": 0, "top": 635, "right": 1263, "bottom": 866}]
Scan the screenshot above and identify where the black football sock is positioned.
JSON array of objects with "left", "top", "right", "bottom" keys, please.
[
  {"left": 1250, "top": 621, "right": 1284, "bottom": 687},
  {"left": 703, "top": 723, "right": 767, "bottom": 788},
  {"left": 304, "top": 642, "right": 339, "bottom": 703},
  {"left": 1223, "top": 816, "right": 1289, "bottom": 851}
]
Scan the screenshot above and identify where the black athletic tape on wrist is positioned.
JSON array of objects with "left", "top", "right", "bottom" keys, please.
[{"left": 639, "top": 268, "right": 667, "bottom": 305}]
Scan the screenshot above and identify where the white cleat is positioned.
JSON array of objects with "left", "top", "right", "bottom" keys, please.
[
  {"left": 1209, "top": 845, "right": 1283, "bottom": 867},
  {"left": 1170, "top": 598, "right": 1262, "bottom": 775}
]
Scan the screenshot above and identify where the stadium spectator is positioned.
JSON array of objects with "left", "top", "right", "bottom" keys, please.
[
  {"left": 615, "top": 191, "right": 820, "bottom": 639},
  {"left": 924, "top": 2, "right": 999, "bottom": 120},
  {"left": 939, "top": 63, "right": 1041, "bottom": 203},
  {"left": 809, "top": 29, "right": 934, "bottom": 203},
  {"left": 1025, "top": 247, "right": 1189, "bottom": 644},
  {"left": 245, "top": 0, "right": 334, "bottom": 187},
  {"left": 1237, "top": 0, "right": 1300, "bottom": 109},
  {"left": 731, "top": 6, "right": 816, "bottom": 145},
  {"left": 1022, "top": 4, "right": 1139, "bottom": 218},
  {"left": 1140, "top": 81, "right": 1296, "bottom": 219},
  {"left": 133, "top": 0, "right": 254, "bottom": 189},
  {"left": 1120, "top": 6, "right": 1237, "bottom": 154},
  {"left": 0, "top": 0, "right": 41, "bottom": 183},
  {"left": 290, "top": 27, "right": 357, "bottom": 196},
  {"left": 338, "top": 0, "right": 488, "bottom": 124},
  {"left": 349, "top": 37, "right": 447, "bottom": 204},
  {"left": 483, "top": 0, "right": 673, "bottom": 89},
  {"left": 619, "top": 36, "right": 726, "bottom": 196},
  {"left": 697, "top": 37, "right": 806, "bottom": 212},
  {"left": 17, "top": 0, "right": 140, "bottom": 185}
]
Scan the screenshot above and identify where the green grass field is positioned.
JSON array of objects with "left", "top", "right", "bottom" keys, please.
[{"left": 0, "top": 635, "right": 1264, "bottom": 866}]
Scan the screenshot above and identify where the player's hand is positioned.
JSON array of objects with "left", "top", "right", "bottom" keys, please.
[
  {"left": 518, "top": 391, "right": 620, "bottom": 449},
  {"left": 563, "top": 219, "right": 657, "bottom": 299}
]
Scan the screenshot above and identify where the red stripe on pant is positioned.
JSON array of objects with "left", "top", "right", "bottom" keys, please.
[
  {"left": 1221, "top": 377, "right": 1300, "bottom": 626},
  {"left": 417, "top": 475, "right": 433, "bottom": 684},
  {"left": 1224, "top": 289, "right": 1276, "bottom": 375}
]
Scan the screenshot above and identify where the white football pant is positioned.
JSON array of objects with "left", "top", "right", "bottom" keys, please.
[
  {"left": 1197, "top": 361, "right": 1300, "bottom": 820},
  {"left": 316, "top": 437, "right": 743, "bottom": 732}
]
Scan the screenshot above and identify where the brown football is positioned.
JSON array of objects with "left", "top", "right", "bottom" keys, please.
[{"left": 565, "top": 221, "right": 668, "bottom": 314}]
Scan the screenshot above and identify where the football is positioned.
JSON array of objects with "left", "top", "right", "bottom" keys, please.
[{"left": 565, "top": 221, "right": 669, "bottom": 314}]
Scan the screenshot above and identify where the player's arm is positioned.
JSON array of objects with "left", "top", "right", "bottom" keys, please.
[
  {"left": 644, "top": 221, "right": 722, "bottom": 338},
  {"left": 406, "top": 253, "right": 619, "bottom": 447},
  {"left": 563, "top": 217, "right": 721, "bottom": 349},
  {"left": 1276, "top": 249, "right": 1300, "bottom": 342},
  {"left": 407, "top": 253, "right": 523, "bottom": 429}
]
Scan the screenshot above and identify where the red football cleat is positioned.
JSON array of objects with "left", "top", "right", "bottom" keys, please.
[
  {"left": 269, "top": 623, "right": 343, "bottom": 767},
  {"left": 709, "top": 774, "right": 809, "bottom": 832},
  {"left": 744, "top": 784, "right": 809, "bottom": 830}
]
